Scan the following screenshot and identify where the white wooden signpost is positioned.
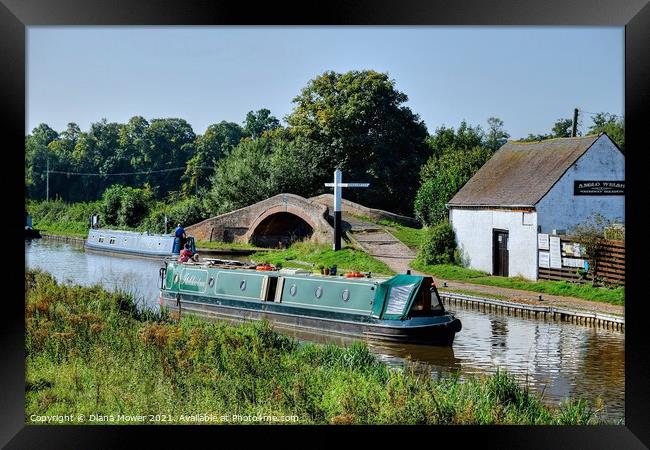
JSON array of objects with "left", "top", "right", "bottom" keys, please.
[{"left": 325, "top": 169, "right": 369, "bottom": 251}]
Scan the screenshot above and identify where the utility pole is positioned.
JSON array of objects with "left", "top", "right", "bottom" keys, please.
[
  {"left": 46, "top": 158, "right": 49, "bottom": 202},
  {"left": 572, "top": 108, "right": 579, "bottom": 137}
]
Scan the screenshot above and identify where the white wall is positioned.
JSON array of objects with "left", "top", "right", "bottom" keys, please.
[
  {"left": 536, "top": 135, "right": 625, "bottom": 234},
  {"left": 450, "top": 208, "right": 539, "bottom": 280}
]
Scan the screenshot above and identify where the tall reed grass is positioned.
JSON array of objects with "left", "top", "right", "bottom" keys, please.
[{"left": 25, "top": 269, "right": 603, "bottom": 425}]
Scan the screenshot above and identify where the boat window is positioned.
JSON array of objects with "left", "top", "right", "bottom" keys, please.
[
  {"left": 98, "top": 237, "right": 104, "bottom": 243},
  {"left": 342, "top": 289, "right": 350, "bottom": 302},
  {"left": 289, "top": 284, "right": 297, "bottom": 296},
  {"left": 208, "top": 277, "right": 215, "bottom": 287},
  {"left": 315, "top": 286, "right": 323, "bottom": 299},
  {"left": 265, "top": 277, "right": 278, "bottom": 301},
  {"left": 431, "top": 288, "right": 443, "bottom": 311},
  {"left": 385, "top": 283, "right": 416, "bottom": 316},
  {"left": 109, "top": 238, "right": 116, "bottom": 245},
  {"left": 240, "top": 280, "right": 247, "bottom": 291}
]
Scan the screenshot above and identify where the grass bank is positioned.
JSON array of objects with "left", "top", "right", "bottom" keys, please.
[
  {"left": 411, "top": 260, "right": 624, "bottom": 305},
  {"left": 250, "top": 241, "right": 394, "bottom": 275},
  {"left": 26, "top": 269, "right": 605, "bottom": 425}
]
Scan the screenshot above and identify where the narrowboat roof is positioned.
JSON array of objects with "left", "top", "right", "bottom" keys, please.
[{"left": 88, "top": 228, "right": 177, "bottom": 239}]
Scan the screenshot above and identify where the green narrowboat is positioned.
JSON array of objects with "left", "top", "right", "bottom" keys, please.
[{"left": 158, "top": 261, "right": 462, "bottom": 346}]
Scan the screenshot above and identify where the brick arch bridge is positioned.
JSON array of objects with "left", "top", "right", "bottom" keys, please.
[
  {"left": 186, "top": 193, "right": 420, "bottom": 248},
  {"left": 186, "top": 193, "right": 334, "bottom": 247}
]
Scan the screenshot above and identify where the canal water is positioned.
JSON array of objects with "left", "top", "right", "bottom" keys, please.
[{"left": 25, "top": 238, "right": 624, "bottom": 422}]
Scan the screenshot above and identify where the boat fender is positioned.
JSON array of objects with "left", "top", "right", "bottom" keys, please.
[{"left": 345, "top": 271, "right": 364, "bottom": 278}]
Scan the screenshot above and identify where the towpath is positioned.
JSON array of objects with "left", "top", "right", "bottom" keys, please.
[{"left": 343, "top": 216, "right": 624, "bottom": 317}]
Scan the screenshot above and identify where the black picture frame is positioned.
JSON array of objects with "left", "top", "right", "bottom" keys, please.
[{"left": 4, "top": 0, "right": 648, "bottom": 447}]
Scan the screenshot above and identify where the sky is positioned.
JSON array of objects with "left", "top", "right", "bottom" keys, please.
[{"left": 27, "top": 26, "right": 624, "bottom": 140}]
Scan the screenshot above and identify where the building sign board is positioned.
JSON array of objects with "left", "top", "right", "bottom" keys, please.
[
  {"left": 537, "top": 233, "right": 549, "bottom": 250},
  {"left": 539, "top": 251, "right": 550, "bottom": 268},
  {"left": 549, "top": 236, "right": 562, "bottom": 269},
  {"left": 574, "top": 180, "right": 625, "bottom": 195}
]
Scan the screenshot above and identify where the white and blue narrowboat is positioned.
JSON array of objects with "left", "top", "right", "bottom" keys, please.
[{"left": 85, "top": 228, "right": 196, "bottom": 259}]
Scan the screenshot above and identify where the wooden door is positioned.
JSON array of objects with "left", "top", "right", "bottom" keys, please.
[{"left": 493, "top": 229, "right": 509, "bottom": 277}]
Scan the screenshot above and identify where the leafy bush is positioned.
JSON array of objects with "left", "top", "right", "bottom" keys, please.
[
  {"left": 101, "top": 184, "right": 152, "bottom": 227},
  {"left": 417, "top": 220, "right": 457, "bottom": 265},
  {"left": 140, "top": 197, "right": 210, "bottom": 233},
  {"left": 27, "top": 199, "right": 102, "bottom": 235}
]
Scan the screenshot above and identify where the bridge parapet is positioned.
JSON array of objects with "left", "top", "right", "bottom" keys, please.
[{"left": 186, "top": 193, "right": 334, "bottom": 246}]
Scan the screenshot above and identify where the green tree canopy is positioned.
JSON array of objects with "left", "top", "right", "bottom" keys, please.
[
  {"left": 521, "top": 117, "right": 574, "bottom": 142},
  {"left": 414, "top": 146, "right": 492, "bottom": 226},
  {"left": 25, "top": 123, "right": 59, "bottom": 199},
  {"left": 285, "top": 70, "right": 429, "bottom": 214},
  {"left": 206, "top": 138, "right": 275, "bottom": 215},
  {"left": 244, "top": 109, "right": 281, "bottom": 139},
  {"left": 182, "top": 121, "right": 245, "bottom": 196},
  {"left": 485, "top": 117, "right": 510, "bottom": 151},
  {"left": 425, "top": 121, "right": 485, "bottom": 160},
  {"left": 587, "top": 113, "right": 624, "bottom": 151}
]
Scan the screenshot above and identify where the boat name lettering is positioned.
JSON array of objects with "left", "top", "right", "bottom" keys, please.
[{"left": 182, "top": 272, "right": 205, "bottom": 287}]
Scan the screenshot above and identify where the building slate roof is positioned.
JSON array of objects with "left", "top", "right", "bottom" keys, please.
[{"left": 447, "top": 134, "right": 603, "bottom": 208}]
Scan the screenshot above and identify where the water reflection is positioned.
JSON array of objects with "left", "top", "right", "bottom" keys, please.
[{"left": 25, "top": 238, "right": 624, "bottom": 421}]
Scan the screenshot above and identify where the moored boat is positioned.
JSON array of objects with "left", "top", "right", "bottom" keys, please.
[
  {"left": 85, "top": 228, "right": 196, "bottom": 259},
  {"left": 159, "top": 261, "right": 462, "bottom": 346}
]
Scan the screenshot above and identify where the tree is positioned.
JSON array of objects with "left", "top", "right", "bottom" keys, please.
[
  {"left": 206, "top": 138, "right": 275, "bottom": 215},
  {"left": 485, "top": 117, "right": 510, "bottom": 151},
  {"left": 551, "top": 118, "right": 573, "bottom": 138},
  {"left": 25, "top": 123, "right": 59, "bottom": 199},
  {"left": 244, "top": 109, "right": 281, "bottom": 139},
  {"left": 521, "top": 118, "right": 574, "bottom": 142},
  {"left": 587, "top": 113, "right": 624, "bottom": 151},
  {"left": 426, "top": 121, "right": 485, "bottom": 159},
  {"left": 138, "top": 118, "right": 196, "bottom": 197},
  {"left": 285, "top": 70, "right": 429, "bottom": 214},
  {"left": 414, "top": 146, "right": 492, "bottom": 226},
  {"left": 181, "top": 121, "right": 245, "bottom": 196}
]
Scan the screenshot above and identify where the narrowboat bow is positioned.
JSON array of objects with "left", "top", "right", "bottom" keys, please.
[{"left": 159, "top": 261, "right": 462, "bottom": 346}]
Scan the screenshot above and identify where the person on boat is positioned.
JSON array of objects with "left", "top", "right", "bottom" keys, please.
[
  {"left": 178, "top": 243, "right": 194, "bottom": 263},
  {"left": 175, "top": 223, "right": 186, "bottom": 248}
]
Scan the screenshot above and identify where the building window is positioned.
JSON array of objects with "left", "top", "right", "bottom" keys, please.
[{"left": 523, "top": 212, "right": 534, "bottom": 226}]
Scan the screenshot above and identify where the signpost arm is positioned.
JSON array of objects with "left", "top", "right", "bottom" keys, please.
[{"left": 325, "top": 169, "right": 370, "bottom": 251}]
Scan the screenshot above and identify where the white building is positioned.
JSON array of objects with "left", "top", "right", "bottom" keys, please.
[{"left": 447, "top": 133, "right": 624, "bottom": 280}]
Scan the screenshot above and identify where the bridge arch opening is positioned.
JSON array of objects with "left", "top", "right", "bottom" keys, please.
[{"left": 249, "top": 212, "right": 314, "bottom": 248}]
